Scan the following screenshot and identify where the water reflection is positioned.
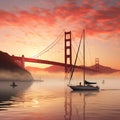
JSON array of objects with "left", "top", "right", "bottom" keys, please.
[
  {"left": 0, "top": 77, "right": 119, "bottom": 120},
  {"left": 64, "top": 89, "right": 99, "bottom": 120},
  {"left": 0, "top": 80, "right": 32, "bottom": 111},
  {"left": 74, "top": 91, "right": 98, "bottom": 120},
  {"left": 64, "top": 88, "right": 72, "bottom": 120}
]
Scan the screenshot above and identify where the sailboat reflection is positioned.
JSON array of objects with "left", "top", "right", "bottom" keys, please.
[
  {"left": 0, "top": 80, "right": 32, "bottom": 111},
  {"left": 64, "top": 89, "right": 99, "bottom": 120}
]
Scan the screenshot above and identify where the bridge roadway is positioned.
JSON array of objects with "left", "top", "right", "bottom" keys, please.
[
  {"left": 12, "top": 56, "right": 66, "bottom": 66},
  {"left": 12, "top": 56, "right": 96, "bottom": 72}
]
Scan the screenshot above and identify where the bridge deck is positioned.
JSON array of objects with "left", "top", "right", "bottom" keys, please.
[{"left": 12, "top": 56, "right": 96, "bottom": 72}]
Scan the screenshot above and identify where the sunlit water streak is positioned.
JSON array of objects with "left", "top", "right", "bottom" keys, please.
[{"left": 0, "top": 72, "right": 120, "bottom": 120}]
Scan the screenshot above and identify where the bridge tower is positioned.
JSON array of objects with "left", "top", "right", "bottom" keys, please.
[
  {"left": 64, "top": 31, "right": 72, "bottom": 73},
  {"left": 21, "top": 55, "right": 25, "bottom": 68},
  {"left": 95, "top": 58, "right": 99, "bottom": 72},
  {"left": 12, "top": 55, "right": 25, "bottom": 68}
]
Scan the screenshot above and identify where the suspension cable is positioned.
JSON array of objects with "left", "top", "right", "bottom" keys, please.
[{"left": 32, "top": 30, "right": 64, "bottom": 58}]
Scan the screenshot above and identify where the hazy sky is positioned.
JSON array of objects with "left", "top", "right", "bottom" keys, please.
[{"left": 0, "top": 0, "right": 120, "bottom": 69}]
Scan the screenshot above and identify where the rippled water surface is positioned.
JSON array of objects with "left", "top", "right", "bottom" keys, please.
[{"left": 0, "top": 72, "right": 120, "bottom": 120}]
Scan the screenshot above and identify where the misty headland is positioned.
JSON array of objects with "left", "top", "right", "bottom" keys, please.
[{"left": 0, "top": 51, "right": 33, "bottom": 81}]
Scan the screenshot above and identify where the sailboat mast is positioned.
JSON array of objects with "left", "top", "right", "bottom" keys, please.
[{"left": 83, "top": 30, "right": 85, "bottom": 86}]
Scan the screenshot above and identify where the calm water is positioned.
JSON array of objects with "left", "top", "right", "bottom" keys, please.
[{"left": 0, "top": 72, "right": 120, "bottom": 120}]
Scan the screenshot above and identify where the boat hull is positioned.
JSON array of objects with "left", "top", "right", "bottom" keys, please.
[{"left": 69, "top": 85, "right": 99, "bottom": 91}]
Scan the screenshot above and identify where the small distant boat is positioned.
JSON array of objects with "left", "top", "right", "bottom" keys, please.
[
  {"left": 10, "top": 81, "right": 17, "bottom": 87},
  {"left": 68, "top": 30, "right": 99, "bottom": 91}
]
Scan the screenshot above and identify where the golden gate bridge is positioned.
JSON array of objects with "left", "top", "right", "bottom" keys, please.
[{"left": 11, "top": 31, "right": 99, "bottom": 72}]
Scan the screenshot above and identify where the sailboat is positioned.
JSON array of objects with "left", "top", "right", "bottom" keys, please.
[{"left": 68, "top": 30, "right": 99, "bottom": 91}]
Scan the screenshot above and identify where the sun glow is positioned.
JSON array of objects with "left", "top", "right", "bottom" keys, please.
[{"left": 0, "top": 0, "right": 120, "bottom": 69}]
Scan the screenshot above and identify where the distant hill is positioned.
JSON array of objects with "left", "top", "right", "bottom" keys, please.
[
  {"left": 25, "top": 66, "right": 44, "bottom": 71},
  {"left": 26, "top": 65, "right": 64, "bottom": 72},
  {"left": 26, "top": 66, "right": 64, "bottom": 72},
  {"left": 89, "top": 64, "right": 119, "bottom": 73},
  {"left": 26, "top": 64, "right": 119, "bottom": 74},
  {"left": 0, "top": 51, "right": 33, "bottom": 80}
]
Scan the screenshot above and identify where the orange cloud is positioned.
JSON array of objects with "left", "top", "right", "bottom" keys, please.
[
  {"left": 86, "top": 6, "right": 120, "bottom": 37},
  {"left": 0, "top": 8, "right": 55, "bottom": 27},
  {"left": 0, "top": 1, "right": 119, "bottom": 41}
]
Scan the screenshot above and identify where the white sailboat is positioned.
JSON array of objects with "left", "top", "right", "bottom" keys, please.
[{"left": 68, "top": 30, "right": 99, "bottom": 91}]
